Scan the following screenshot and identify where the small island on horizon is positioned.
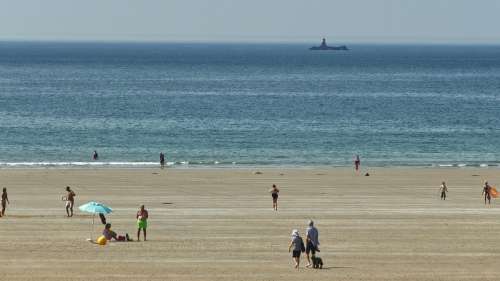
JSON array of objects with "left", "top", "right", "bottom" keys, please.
[{"left": 309, "top": 38, "right": 348, "bottom": 51}]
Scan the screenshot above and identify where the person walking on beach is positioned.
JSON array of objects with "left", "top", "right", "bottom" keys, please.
[
  {"left": 305, "top": 220, "right": 320, "bottom": 268},
  {"left": 288, "top": 229, "right": 305, "bottom": 269},
  {"left": 269, "top": 184, "right": 279, "bottom": 211},
  {"left": 439, "top": 181, "right": 448, "bottom": 200},
  {"left": 354, "top": 155, "right": 361, "bottom": 172},
  {"left": 483, "top": 181, "right": 492, "bottom": 205},
  {"left": 136, "top": 205, "right": 149, "bottom": 241},
  {"left": 92, "top": 150, "right": 99, "bottom": 161},
  {"left": 1, "top": 187, "right": 9, "bottom": 217},
  {"left": 65, "top": 186, "right": 76, "bottom": 217},
  {"left": 160, "top": 152, "right": 165, "bottom": 169}
]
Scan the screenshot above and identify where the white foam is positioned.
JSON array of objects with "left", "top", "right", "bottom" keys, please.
[{"left": 0, "top": 161, "right": 159, "bottom": 168}]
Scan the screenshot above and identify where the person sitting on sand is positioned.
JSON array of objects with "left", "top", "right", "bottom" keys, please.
[
  {"left": 288, "top": 229, "right": 305, "bottom": 269},
  {"left": 483, "top": 181, "right": 492, "bottom": 205},
  {"left": 136, "top": 205, "right": 149, "bottom": 241},
  {"left": 1, "top": 187, "right": 9, "bottom": 217},
  {"left": 305, "top": 220, "right": 320, "bottom": 268},
  {"left": 103, "top": 223, "right": 132, "bottom": 241},
  {"left": 65, "top": 186, "right": 76, "bottom": 217},
  {"left": 440, "top": 181, "right": 448, "bottom": 200},
  {"left": 269, "top": 184, "right": 280, "bottom": 211}
]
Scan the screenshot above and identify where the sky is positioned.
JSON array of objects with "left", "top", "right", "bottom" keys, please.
[{"left": 1, "top": 0, "right": 499, "bottom": 44}]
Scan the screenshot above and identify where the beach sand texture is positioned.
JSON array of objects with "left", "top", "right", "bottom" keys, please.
[{"left": 1, "top": 168, "right": 500, "bottom": 281}]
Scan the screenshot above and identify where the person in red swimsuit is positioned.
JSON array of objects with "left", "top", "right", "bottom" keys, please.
[{"left": 354, "top": 155, "right": 361, "bottom": 171}]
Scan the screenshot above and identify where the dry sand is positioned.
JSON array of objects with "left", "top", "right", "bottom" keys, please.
[{"left": 1, "top": 167, "right": 500, "bottom": 281}]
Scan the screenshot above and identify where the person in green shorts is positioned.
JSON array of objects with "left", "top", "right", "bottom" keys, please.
[{"left": 136, "top": 205, "right": 149, "bottom": 241}]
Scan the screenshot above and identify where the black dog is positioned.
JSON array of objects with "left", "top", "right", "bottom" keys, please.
[{"left": 311, "top": 256, "right": 323, "bottom": 269}]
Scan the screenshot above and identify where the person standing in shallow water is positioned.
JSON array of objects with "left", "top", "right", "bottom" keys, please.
[
  {"left": 483, "top": 181, "right": 492, "bottom": 205},
  {"left": 1, "top": 187, "right": 9, "bottom": 217},
  {"left": 439, "top": 181, "right": 448, "bottom": 200},
  {"left": 160, "top": 152, "right": 165, "bottom": 169},
  {"left": 136, "top": 205, "right": 149, "bottom": 241},
  {"left": 92, "top": 150, "right": 99, "bottom": 161},
  {"left": 269, "top": 184, "right": 279, "bottom": 211},
  {"left": 354, "top": 155, "right": 361, "bottom": 172}
]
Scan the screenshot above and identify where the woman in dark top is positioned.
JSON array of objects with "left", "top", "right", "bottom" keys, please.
[
  {"left": 288, "top": 229, "right": 305, "bottom": 269},
  {"left": 269, "top": 184, "right": 280, "bottom": 211}
]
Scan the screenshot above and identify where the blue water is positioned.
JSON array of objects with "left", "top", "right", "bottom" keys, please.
[{"left": 0, "top": 41, "right": 499, "bottom": 167}]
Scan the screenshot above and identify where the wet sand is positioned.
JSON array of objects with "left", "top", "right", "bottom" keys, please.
[{"left": 1, "top": 168, "right": 500, "bottom": 281}]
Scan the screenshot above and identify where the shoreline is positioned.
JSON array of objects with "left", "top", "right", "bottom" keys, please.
[{"left": 0, "top": 163, "right": 499, "bottom": 170}]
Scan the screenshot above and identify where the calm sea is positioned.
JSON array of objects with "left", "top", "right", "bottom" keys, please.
[{"left": 0, "top": 41, "right": 499, "bottom": 168}]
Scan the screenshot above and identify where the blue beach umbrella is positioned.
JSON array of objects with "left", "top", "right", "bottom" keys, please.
[
  {"left": 79, "top": 201, "right": 113, "bottom": 214},
  {"left": 79, "top": 201, "right": 113, "bottom": 240}
]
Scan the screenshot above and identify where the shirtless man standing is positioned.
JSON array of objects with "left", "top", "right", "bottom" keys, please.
[
  {"left": 136, "top": 205, "right": 149, "bottom": 241},
  {"left": 65, "top": 186, "right": 76, "bottom": 217},
  {"left": 483, "top": 181, "right": 492, "bottom": 205}
]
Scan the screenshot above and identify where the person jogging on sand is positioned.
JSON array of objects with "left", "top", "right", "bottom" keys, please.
[
  {"left": 269, "top": 184, "right": 279, "bottom": 211},
  {"left": 136, "top": 205, "right": 149, "bottom": 241},
  {"left": 483, "top": 181, "right": 492, "bottom": 205},
  {"left": 1, "top": 187, "right": 9, "bottom": 217},
  {"left": 439, "top": 181, "right": 448, "bottom": 200}
]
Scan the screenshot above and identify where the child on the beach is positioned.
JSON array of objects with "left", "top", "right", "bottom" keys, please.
[
  {"left": 1, "top": 187, "right": 9, "bottom": 217},
  {"left": 439, "top": 181, "right": 448, "bottom": 200},
  {"left": 269, "top": 184, "right": 279, "bottom": 211}
]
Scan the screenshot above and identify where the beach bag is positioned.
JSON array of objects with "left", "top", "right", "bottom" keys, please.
[{"left": 300, "top": 237, "right": 306, "bottom": 252}]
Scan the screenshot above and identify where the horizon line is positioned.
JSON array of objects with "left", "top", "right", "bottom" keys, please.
[{"left": 2, "top": 37, "right": 500, "bottom": 46}]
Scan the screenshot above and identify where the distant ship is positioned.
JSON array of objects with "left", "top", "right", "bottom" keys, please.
[{"left": 309, "top": 38, "right": 348, "bottom": 51}]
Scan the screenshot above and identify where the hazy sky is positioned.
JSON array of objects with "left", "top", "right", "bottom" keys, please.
[{"left": 1, "top": 0, "right": 499, "bottom": 43}]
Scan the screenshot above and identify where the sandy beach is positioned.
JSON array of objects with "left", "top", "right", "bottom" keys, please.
[{"left": 1, "top": 167, "right": 500, "bottom": 281}]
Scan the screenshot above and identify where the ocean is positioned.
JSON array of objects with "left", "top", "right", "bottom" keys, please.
[{"left": 0, "top": 41, "right": 499, "bottom": 168}]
